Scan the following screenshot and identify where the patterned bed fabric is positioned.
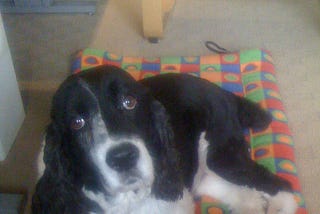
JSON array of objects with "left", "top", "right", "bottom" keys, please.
[{"left": 72, "top": 48, "right": 307, "bottom": 214}]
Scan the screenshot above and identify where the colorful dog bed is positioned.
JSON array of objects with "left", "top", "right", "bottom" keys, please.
[{"left": 72, "top": 48, "right": 307, "bottom": 214}]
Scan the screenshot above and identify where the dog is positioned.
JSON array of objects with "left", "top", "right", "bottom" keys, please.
[
  {"left": 32, "top": 65, "right": 297, "bottom": 214},
  {"left": 32, "top": 65, "right": 192, "bottom": 214}
]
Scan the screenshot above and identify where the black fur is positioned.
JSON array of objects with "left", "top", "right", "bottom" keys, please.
[
  {"left": 32, "top": 66, "right": 183, "bottom": 213},
  {"left": 140, "top": 73, "right": 292, "bottom": 194}
]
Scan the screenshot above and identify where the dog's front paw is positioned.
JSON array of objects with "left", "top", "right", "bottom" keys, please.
[
  {"left": 267, "top": 191, "right": 298, "bottom": 214},
  {"left": 230, "top": 190, "right": 268, "bottom": 214}
]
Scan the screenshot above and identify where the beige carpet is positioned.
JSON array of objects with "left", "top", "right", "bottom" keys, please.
[{"left": 0, "top": 0, "right": 319, "bottom": 213}]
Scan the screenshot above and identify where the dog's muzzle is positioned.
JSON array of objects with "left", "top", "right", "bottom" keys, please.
[{"left": 106, "top": 143, "right": 139, "bottom": 172}]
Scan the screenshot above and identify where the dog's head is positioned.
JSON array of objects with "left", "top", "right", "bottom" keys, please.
[{"left": 42, "top": 65, "right": 183, "bottom": 201}]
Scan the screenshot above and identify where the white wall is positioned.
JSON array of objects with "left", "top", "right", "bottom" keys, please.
[{"left": 0, "top": 14, "right": 25, "bottom": 161}]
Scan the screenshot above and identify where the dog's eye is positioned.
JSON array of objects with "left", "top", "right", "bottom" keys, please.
[
  {"left": 71, "top": 117, "right": 85, "bottom": 130},
  {"left": 122, "top": 96, "right": 137, "bottom": 110}
]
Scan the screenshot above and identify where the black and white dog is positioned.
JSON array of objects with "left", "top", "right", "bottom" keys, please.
[{"left": 32, "top": 65, "right": 297, "bottom": 214}]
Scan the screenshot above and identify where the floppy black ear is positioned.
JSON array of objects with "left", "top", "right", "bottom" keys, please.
[
  {"left": 42, "top": 123, "right": 65, "bottom": 175},
  {"left": 40, "top": 77, "right": 80, "bottom": 176},
  {"left": 32, "top": 123, "right": 68, "bottom": 214},
  {"left": 149, "top": 101, "right": 184, "bottom": 201}
]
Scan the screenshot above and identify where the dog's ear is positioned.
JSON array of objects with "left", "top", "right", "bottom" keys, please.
[
  {"left": 32, "top": 122, "right": 67, "bottom": 213},
  {"left": 149, "top": 100, "right": 184, "bottom": 201},
  {"left": 43, "top": 84, "right": 73, "bottom": 177},
  {"left": 42, "top": 122, "right": 69, "bottom": 177}
]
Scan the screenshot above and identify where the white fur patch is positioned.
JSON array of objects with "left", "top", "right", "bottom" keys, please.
[
  {"left": 266, "top": 191, "right": 298, "bottom": 214},
  {"left": 36, "top": 138, "right": 46, "bottom": 179},
  {"left": 89, "top": 113, "right": 154, "bottom": 196},
  {"left": 83, "top": 187, "right": 194, "bottom": 214},
  {"left": 192, "top": 132, "right": 298, "bottom": 214}
]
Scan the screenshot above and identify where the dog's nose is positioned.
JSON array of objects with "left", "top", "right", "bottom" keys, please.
[{"left": 106, "top": 143, "right": 139, "bottom": 172}]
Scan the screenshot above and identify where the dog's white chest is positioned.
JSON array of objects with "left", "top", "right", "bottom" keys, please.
[{"left": 83, "top": 188, "right": 193, "bottom": 214}]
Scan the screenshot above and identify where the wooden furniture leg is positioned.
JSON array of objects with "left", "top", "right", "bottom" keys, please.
[{"left": 142, "top": 0, "right": 175, "bottom": 42}]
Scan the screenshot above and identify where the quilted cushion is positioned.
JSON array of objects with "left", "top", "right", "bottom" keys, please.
[{"left": 72, "top": 48, "right": 307, "bottom": 214}]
